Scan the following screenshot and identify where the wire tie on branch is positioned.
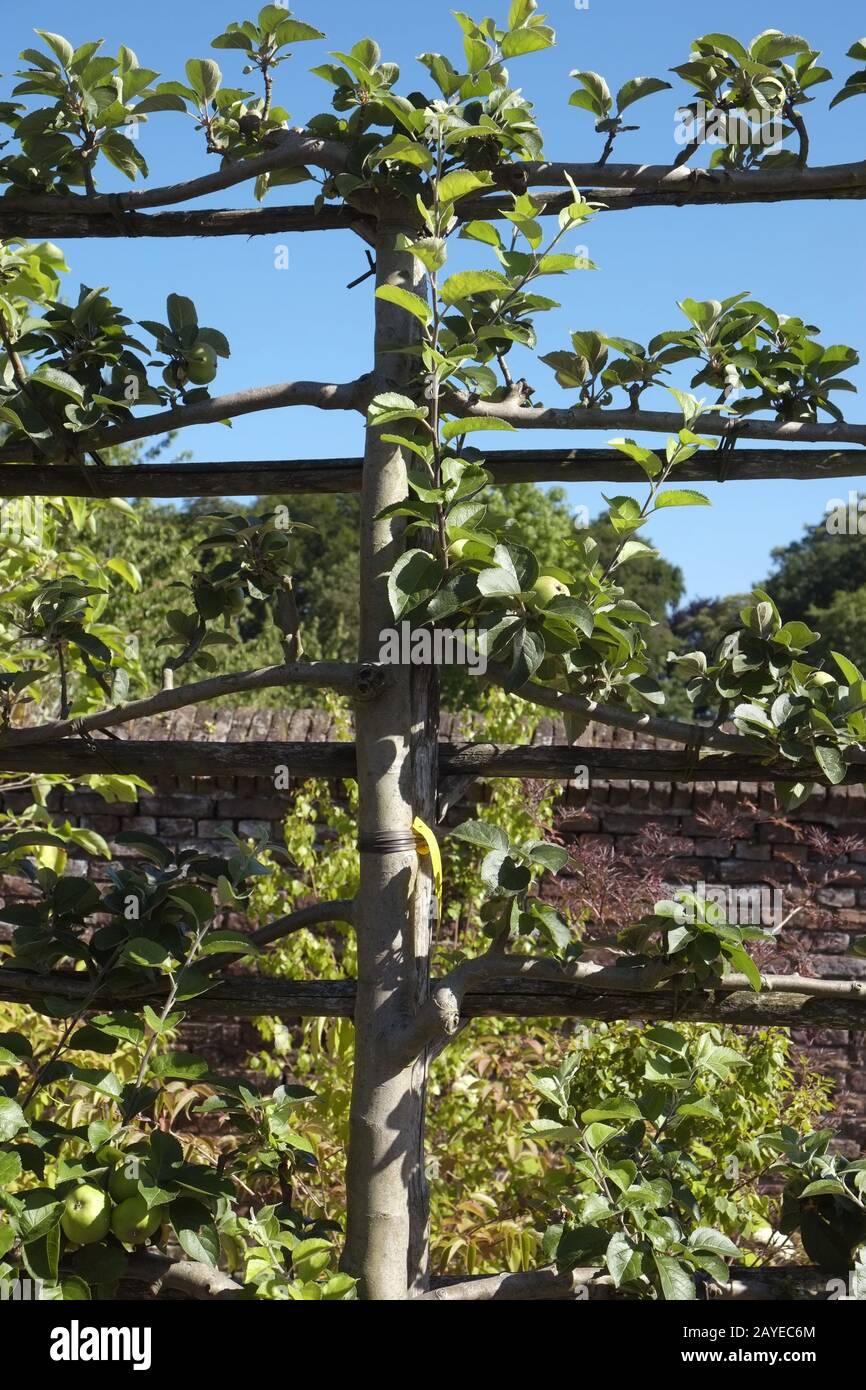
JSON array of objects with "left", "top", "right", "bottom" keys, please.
[
  {"left": 357, "top": 830, "right": 419, "bottom": 854},
  {"left": 683, "top": 724, "right": 706, "bottom": 783},
  {"left": 107, "top": 192, "right": 140, "bottom": 237}
]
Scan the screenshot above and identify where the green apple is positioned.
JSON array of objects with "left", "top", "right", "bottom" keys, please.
[
  {"left": 447, "top": 538, "right": 470, "bottom": 560},
  {"left": 108, "top": 1160, "right": 146, "bottom": 1203},
  {"left": 531, "top": 574, "right": 569, "bottom": 607},
  {"left": 61, "top": 1184, "right": 111, "bottom": 1246},
  {"left": 96, "top": 1143, "right": 139, "bottom": 1201},
  {"left": 111, "top": 1196, "right": 161, "bottom": 1246},
  {"left": 163, "top": 362, "right": 187, "bottom": 390},
  {"left": 810, "top": 672, "right": 836, "bottom": 688},
  {"left": 222, "top": 584, "right": 246, "bottom": 616},
  {"left": 185, "top": 344, "right": 217, "bottom": 386}
]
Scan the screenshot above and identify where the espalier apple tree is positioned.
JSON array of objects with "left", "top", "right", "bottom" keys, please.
[{"left": 0, "top": 8, "right": 865, "bottom": 1302}]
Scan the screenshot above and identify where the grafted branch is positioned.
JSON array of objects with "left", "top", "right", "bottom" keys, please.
[
  {"left": 488, "top": 668, "right": 760, "bottom": 757},
  {"left": 477, "top": 156, "right": 866, "bottom": 204},
  {"left": 123, "top": 1252, "right": 243, "bottom": 1299},
  {"left": 0, "top": 131, "right": 347, "bottom": 216},
  {"left": 201, "top": 897, "right": 357, "bottom": 975},
  {"left": 444, "top": 387, "right": 866, "bottom": 446}
]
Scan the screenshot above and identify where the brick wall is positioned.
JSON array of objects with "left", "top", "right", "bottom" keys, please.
[{"left": 2, "top": 705, "right": 865, "bottom": 1151}]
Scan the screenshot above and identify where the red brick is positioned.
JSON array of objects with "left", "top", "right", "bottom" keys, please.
[
  {"left": 735, "top": 841, "right": 772, "bottom": 860},
  {"left": 198, "top": 819, "right": 234, "bottom": 838},
  {"left": 772, "top": 843, "right": 809, "bottom": 863},
  {"left": 700, "top": 839, "right": 733, "bottom": 857},
  {"left": 558, "top": 811, "right": 599, "bottom": 832},
  {"left": 818, "top": 887, "right": 857, "bottom": 908},
  {"left": 759, "top": 822, "right": 797, "bottom": 843},
  {"left": 216, "top": 796, "right": 283, "bottom": 818},
  {"left": 79, "top": 815, "right": 120, "bottom": 835},
  {"left": 573, "top": 834, "right": 614, "bottom": 853},
  {"left": 602, "top": 812, "right": 653, "bottom": 834}
]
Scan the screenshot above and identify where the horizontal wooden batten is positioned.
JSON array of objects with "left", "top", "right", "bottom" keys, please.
[
  {"left": 0, "top": 739, "right": 863, "bottom": 785},
  {"left": 1, "top": 447, "right": 864, "bottom": 499},
  {"left": 0, "top": 457, "right": 363, "bottom": 498},
  {"left": 0, "top": 969, "right": 864, "bottom": 1032}
]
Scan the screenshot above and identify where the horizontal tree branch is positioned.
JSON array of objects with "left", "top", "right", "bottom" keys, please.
[
  {"left": 3, "top": 446, "right": 862, "bottom": 499},
  {"left": 468, "top": 184, "right": 866, "bottom": 218},
  {"left": 420, "top": 1263, "right": 835, "bottom": 1301},
  {"left": 0, "top": 204, "right": 371, "bottom": 242},
  {"left": 202, "top": 898, "right": 356, "bottom": 975},
  {"left": 397, "top": 953, "right": 866, "bottom": 1061},
  {"left": 0, "top": 132, "right": 347, "bottom": 217},
  {"left": 0, "top": 663, "right": 386, "bottom": 749},
  {"left": 2, "top": 155, "right": 862, "bottom": 245},
  {"left": 1, "top": 740, "right": 864, "bottom": 785},
  {"left": 0, "top": 378, "right": 368, "bottom": 465},
  {"left": 1, "top": 968, "right": 865, "bottom": 1032},
  {"left": 489, "top": 669, "right": 760, "bottom": 758},
  {"left": 250, "top": 897, "right": 356, "bottom": 949},
  {"left": 484, "top": 156, "right": 866, "bottom": 201},
  {"left": 444, "top": 388, "right": 866, "bottom": 447},
  {"left": 123, "top": 1251, "right": 243, "bottom": 1300},
  {"left": 420, "top": 1265, "right": 603, "bottom": 1301}
]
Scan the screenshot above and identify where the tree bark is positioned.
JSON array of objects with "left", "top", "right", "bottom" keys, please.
[{"left": 342, "top": 215, "right": 432, "bottom": 1300}]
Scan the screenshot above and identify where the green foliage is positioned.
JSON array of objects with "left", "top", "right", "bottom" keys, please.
[
  {"left": 158, "top": 508, "right": 312, "bottom": 673},
  {"left": 544, "top": 1023, "right": 832, "bottom": 1248},
  {"left": 542, "top": 296, "right": 859, "bottom": 424},
  {"left": 568, "top": 70, "right": 671, "bottom": 161},
  {"left": 831, "top": 39, "right": 866, "bottom": 108},
  {"left": 671, "top": 588, "right": 866, "bottom": 807},
  {"left": 0, "top": 238, "right": 229, "bottom": 462},
  {"left": 764, "top": 506, "right": 866, "bottom": 657},
  {"left": 0, "top": 824, "right": 356, "bottom": 1298},
  {"left": 2, "top": 35, "right": 159, "bottom": 195},
  {"left": 528, "top": 1025, "right": 813, "bottom": 1298},
  {"left": 762, "top": 1126, "right": 866, "bottom": 1277},
  {"left": 672, "top": 31, "right": 832, "bottom": 169}
]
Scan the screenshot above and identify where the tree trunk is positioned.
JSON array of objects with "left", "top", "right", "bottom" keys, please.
[{"left": 343, "top": 217, "right": 436, "bottom": 1299}]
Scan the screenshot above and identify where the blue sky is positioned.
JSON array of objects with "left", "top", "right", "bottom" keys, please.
[{"left": 4, "top": 0, "right": 865, "bottom": 603}]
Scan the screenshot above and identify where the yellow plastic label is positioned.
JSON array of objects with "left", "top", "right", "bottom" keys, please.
[{"left": 412, "top": 815, "right": 442, "bottom": 910}]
